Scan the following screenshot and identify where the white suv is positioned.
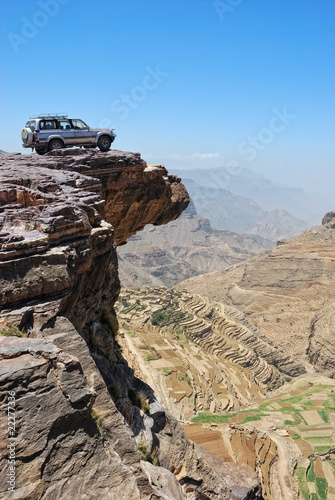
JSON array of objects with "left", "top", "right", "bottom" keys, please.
[{"left": 21, "top": 114, "right": 116, "bottom": 155}]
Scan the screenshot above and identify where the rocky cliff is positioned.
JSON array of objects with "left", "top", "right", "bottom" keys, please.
[{"left": 0, "top": 150, "right": 261, "bottom": 500}]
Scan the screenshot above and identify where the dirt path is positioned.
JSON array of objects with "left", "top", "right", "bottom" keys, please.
[{"left": 268, "top": 432, "right": 294, "bottom": 500}]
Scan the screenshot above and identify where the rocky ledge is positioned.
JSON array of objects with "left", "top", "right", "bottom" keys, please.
[
  {"left": 0, "top": 150, "right": 189, "bottom": 326},
  {"left": 0, "top": 150, "right": 261, "bottom": 499}
]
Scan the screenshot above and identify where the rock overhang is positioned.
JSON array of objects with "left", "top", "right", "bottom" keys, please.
[
  {"left": 0, "top": 149, "right": 190, "bottom": 253},
  {"left": 0, "top": 149, "right": 189, "bottom": 321}
]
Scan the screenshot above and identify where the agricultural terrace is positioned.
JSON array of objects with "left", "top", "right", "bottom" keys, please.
[
  {"left": 191, "top": 378, "right": 335, "bottom": 500},
  {"left": 116, "top": 288, "right": 335, "bottom": 499}
]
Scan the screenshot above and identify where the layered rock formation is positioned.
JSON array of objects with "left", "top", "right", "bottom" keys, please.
[
  {"left": 0, "top": 150, "right": 261, "bottom": 500},
  {"left": 180, "top": 213, "right": 335, "bottom": 378}
]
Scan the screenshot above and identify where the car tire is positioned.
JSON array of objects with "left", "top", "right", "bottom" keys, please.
[
  {"left": 21, "top": 128, "right": 33, "bottom": 145},
  {"left": 48, "top": 139, "right": 63, "bottom": 152},
  {"left": 97, "top": 135, "right": 112, "bottom": 152},
  {"left": 35, "top": 148, "right": 46, "bottom": 155}
]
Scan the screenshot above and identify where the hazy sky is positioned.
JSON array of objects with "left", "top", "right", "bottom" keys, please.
[{"left": 1, "top": 0, "right": 334, "bottom": 204}]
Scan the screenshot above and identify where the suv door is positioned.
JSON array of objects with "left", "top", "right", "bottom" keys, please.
[
  {"left": 38, "top": 119, "right": 57, "bottom": 146},
  {"left": 71, "top": 119, "right": 95, "bottom": 145},
  {"left": 57, "top": 119, "right": 77, "bottom": 145}
]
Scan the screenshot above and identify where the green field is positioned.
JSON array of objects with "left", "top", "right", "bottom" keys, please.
[{"left": 191, "top": 378, "right": 335, "bottom": 499}]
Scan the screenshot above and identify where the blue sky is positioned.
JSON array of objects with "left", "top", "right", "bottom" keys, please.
[{"left": 1, "top": 0, "right": 334, "bottom": 209}]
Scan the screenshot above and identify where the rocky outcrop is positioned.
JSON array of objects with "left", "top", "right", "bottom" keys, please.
[
  {"left": 0, "top": 149, "right": 189, "bottom": 247},
  {"left": 0, "top": 151, "right": 261, "bottom": 499},
  {"left": 0, "top": 335, "right": 145, "bottom": 500},
  {"left": 0, "top": 150, "right": 188, "bottom": 326}
]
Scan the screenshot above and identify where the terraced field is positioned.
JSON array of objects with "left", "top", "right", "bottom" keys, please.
[
  {"left": 187, "top": 377, "right": 335, "bottom": 500},
  {"left": 180, "top": 220, "right": 335, "bottom": 379},
  {"left": 116, "top": 288, "right": 295, "bottom": 419},
  {"left": 116, "top": 288, "right": 335, "bottom": 499}
]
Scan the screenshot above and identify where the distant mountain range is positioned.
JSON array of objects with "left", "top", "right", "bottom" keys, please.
[
  {"left": 173, "top": 166, "right": 321, "bottom": 231},
  {"left": 118, "top": 165, "right": 320, "bottom": 287},
  {"left": 178, "top": 178, "right": 309, "bottom": 241}
]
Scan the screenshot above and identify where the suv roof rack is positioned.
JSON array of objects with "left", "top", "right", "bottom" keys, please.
[{"left": 29, "top": 113, "right": 69, "bottom": 119}]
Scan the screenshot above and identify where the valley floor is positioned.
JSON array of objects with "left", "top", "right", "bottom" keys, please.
[{"left": 116, "top": 287, "right": 335, "bottom": 500}]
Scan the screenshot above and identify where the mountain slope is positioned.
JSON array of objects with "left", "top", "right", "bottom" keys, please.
[
  {"left": 175, "top": 176, "right": 309, "bottom": 241},
  {"left": 180, "top": 212, "right": 335, "bottom": 378},
  {"left": 117, "top": 203, "right": 274, "bottom": 288}
]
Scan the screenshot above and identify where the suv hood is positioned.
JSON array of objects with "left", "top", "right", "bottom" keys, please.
[{"left": 90, "top": 128, "right": 115, "bottom": 134}]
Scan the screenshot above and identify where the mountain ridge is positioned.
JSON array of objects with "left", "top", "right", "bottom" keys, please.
[
  {"left": 118, "top": 202, "right": 274, "bottom": 288},
  {"left": 173, "top": 165, "right": 322, "bottom": 224}
]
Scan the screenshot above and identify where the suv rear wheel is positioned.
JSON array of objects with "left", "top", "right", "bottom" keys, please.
[
  {"left": 35, "top": 148, "right": 46, "bottom": 155},
  {"left": 98, "top": 135, "right": 111, "bottom": 152},
  {"left": 48, "top": 139, "right": 63, "bottom": 152}
]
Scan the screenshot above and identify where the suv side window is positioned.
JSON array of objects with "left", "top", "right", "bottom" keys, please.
[
  {"left": 40, "top": 120, "right": 56, "bottom": 130},
  {"left": 26, "top": 120, "right": 36, "bottom": 131},
  {"left": 71, "top": 119, "right": 88, "bottom": 129},
  {"left": 58, "top": 120, "right": 72, "bottom": 130}
]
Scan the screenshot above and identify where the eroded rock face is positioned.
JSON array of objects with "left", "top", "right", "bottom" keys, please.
[
  {"left": 0, "top": 336, "right": 144, "bottom": 500},
  {"left": 0, "top": 149, "right": 189, "bottom": 248},
  {"left": 0, "top": 150, "right": 188, "bottom": 327},
  {"left": 0, "top": 150, "right": 261, "bottom": 499}
]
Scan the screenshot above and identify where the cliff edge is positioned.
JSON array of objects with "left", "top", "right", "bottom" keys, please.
[{"left": 0, "top": 150, "right": 261, "bottom": 499}]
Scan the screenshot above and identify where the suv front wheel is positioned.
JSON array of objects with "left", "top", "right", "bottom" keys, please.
[
  {"left": 98, "top": 135, "right": 112, "bottom": 152},
  {"left": 48, "top": 139, "right": 63, "bottom": 152}
]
